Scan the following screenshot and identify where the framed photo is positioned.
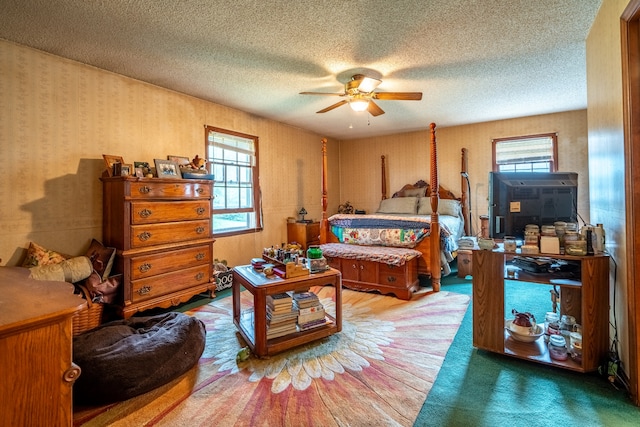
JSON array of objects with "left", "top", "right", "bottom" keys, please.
[
  {"left": 103, "top": 154, "right": 125, "bottom": 177},
  {"left": 154, "top": 159, "right": 182, "bottom": 179},
  {"left": 167, "top": 155, "right": 190, "bottom": 167},
  {"left": 120, "top": 164, "right": 133, "bottom": 176},
  {"left": 134, "top": 167, "right": 145, "bottom": 178}
]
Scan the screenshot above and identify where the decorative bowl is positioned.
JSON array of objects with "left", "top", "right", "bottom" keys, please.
[
  {"left": 478, "top": 238, "right": 496, "bottom": 250},
  {"left": 505, "top": 320, "right": 544, "bottom": 342}
]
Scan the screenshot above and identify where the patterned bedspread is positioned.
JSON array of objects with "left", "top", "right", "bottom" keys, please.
[
  {"left": 327, "top": 213, "right": 452, "bottom": 249},
  {"left": 320, "top": 243, "right": 421, "bottom": 266}
]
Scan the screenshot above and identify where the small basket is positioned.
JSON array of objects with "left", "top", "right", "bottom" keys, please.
[
  {"left": 215, "top": 270, "right": 233, "bottom": 292},
  {"left": 72, "top": 285, "right": 104, "bottom": 336}
]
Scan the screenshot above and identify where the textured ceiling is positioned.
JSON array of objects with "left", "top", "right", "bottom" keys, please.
[{"left": 0, "top": 0, "right": 602, "bottom": 140}]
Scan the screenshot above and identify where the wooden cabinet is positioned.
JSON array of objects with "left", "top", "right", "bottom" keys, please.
[
  {"left": 457, "top": 249, "right": 473, "bottom": 278},
  {"left": 325, "top": 256, "right": 419, "bottom": 300},
  {"left": 287, "top": 221, "right": 320, "bottom": 250},
  {"left": 472, "top": 249, "right": 609, "bottom": 372},
  {"left": 101, "top": 176, "right": 216, "bottom": 318},
  {"left": 0, "top": 267, "right": 84, "bottom": 426}
]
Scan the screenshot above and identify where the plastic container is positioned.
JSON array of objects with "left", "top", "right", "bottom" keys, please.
[{"left": 544, "top": 312, "right": 560, "bottom": 342}]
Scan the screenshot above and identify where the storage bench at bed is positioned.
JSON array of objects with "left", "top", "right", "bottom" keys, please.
[{"left": 320, "top": 243, "right": 420, "bottom": 300}]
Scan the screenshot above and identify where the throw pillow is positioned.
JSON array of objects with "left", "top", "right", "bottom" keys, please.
[
  {"left": 85, "top": 239, "right": 116, "bottom": 280},
  {"left": 376, "top": 197, "right": 419, "bottom": 214},
  {"left": 418, "top": 197, "right": 433, "bottom": 215},
  {"left": 439, "top": 199, "right": 462, "bottom": 217},
  {"left": 29, "top": 256, "right": 93, "bottom": 283},
  {"left": 21, "top": 242, "right": 69, "bottom": 268}
]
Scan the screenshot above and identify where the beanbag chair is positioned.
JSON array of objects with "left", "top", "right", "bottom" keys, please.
[{"left": 73, "top": 312, "right": 206, "bottom": 404}]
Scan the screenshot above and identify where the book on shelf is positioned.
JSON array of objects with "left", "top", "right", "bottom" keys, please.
[
  {"left": 267, "top": 292, "right": 293, "bottom": 306},
  {"left": 297, "top": 316, "right": 331, "bottom": 331},
  {"left": 296, "top": 304, "right": 324, "bottom": 316},
  {"left": 292, "top": 291, "right": 319, "bottom": 308},
  {"left": 267, "top": 323, "right": 298, "bottom": 339},
  {"left": 298, "top": 309, "right": 326, "bottom": 325}
]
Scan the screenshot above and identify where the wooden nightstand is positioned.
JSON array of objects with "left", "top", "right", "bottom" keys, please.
[
  {"left": 287, "top": 221, "right": 320, "bottom": 250},
  {"left": 457, "top": 249, "right": 473, "bottom": 278}
]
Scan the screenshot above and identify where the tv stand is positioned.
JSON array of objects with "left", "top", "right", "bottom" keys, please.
[{"left": 472, "top": 248, "right": 609, "bottom": 372}]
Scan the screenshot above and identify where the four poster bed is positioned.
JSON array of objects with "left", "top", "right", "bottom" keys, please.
[{"left": 319, "top": 123, "right": 470, "bottom": 298}]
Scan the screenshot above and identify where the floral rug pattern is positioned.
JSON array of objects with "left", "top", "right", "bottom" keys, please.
[{"left": 74, "top": 287, "right": 469, "bottom": 427}]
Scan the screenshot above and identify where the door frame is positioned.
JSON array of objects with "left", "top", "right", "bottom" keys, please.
[{"left": 621, "top": 0, "right": 640, "bottom": 406}]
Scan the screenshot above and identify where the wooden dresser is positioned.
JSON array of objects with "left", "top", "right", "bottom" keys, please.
[
  {"left": 287, "top": 221, "right": 320, "bottom": 250},
  {"left": 101, "top": 176, "right": 216, "bottom": 318},
  {"left": 0, "top": 267, "right": 85, "bottom": 426}
]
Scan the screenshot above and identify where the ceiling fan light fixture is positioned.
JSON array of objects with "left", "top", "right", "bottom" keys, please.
[{"left": 349, "top": 98, "right": 369, "bottom": 112}]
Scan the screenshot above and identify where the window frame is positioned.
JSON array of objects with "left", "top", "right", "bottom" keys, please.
[
  {"left": 205, "top": 125, "right": 262, "bottom": 237},
  {"left": 492, "top": 132, "right": 558, "bottom": 172}
]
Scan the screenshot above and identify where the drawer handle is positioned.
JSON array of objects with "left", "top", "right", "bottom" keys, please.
[
  {"left": 360, "top": 264, "right": 364, "bottom": 270},
  {"left": 138, "top": 231, "right": 151, "bottom": 241},
  {"left": 195, "top": 226, "right": 205, "bottom": 234},
  {"left": 196, "top": 207, "right": 206, "bottom": 215},
  {"left": 63, "top": 363, "right": 82, "bottom": 384},
  {"left": 195, "top": 272, "right": 204, "bottom": 280},
  {"left": 386, "top": 276, "right": 397, "bottom": 283},
  {"left": 138, "top": 286, "right": 151, "bottom": 295},
  {"left": 139, "top": 208, "right": 152, "bottom": 218},
  {"left": 196, "top": 188, "right": 204, "bottom": 195},
  {"left": 139, "top": 186, "right": 150, "bottom": 194},
  {"left": 139, "top": 263, "right": 152, "bottom": 273},
  {"left": 196, "top": 252, "right": 205, "bottom": 261},
  {"left": 351, "top": 263, "right": 357, "bottom": 269}
]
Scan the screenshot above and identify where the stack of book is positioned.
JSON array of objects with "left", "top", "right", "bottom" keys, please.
[
  {"left": 293, "top": 291, "right": 329, "bottom": 331},
  {"left": 266, "top": 292, "right": 298, "bottom": 339}
]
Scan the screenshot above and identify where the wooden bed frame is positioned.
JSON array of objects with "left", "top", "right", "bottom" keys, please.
[{"left": 319, "top": 123, "right": 469, "bottom": 293}]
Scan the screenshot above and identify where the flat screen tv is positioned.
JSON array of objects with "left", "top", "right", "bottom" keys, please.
[{"left": 488, "top": 171, "right": 578, "bottom": 240}]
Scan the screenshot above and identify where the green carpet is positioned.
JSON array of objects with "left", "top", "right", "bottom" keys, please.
[{"left": 416, "top": 268, "right": 639, "bottom": 427}]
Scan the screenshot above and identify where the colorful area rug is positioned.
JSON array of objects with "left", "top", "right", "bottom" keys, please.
[{"left": 73, "top": 286, "right": 469, "bottom": 426}]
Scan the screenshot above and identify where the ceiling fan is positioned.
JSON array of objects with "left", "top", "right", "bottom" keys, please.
[{"left": 300, "top": 74, "right": 423, "bottom": 116}]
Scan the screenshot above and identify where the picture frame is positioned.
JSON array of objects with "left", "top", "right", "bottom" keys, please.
[
  {"left": 167, "top": 155, "right": 190, "bottom": 167},
  {"left": 134, "top": 167, "right": 145, "bottom": 178},
  {"left": 120, "top": 164, "right": 133, "bottom": 176},
  {"left": 103, "top": 154, "right": 125, "bottom": 177},
  {"left": 154, "top": 159, "right": 182, "bottom": 179}
]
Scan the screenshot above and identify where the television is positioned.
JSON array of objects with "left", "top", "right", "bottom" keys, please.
[{"left": 488, "top": 172, "right": 578, "bottom": 240}]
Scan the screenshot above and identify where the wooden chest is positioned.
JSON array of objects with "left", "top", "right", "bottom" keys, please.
[
  {"left": 101, "top": 176, "right": 215, "bottom": 318},
  {"left": 325, "top": 255, "right": 419, "bottom": 300}
]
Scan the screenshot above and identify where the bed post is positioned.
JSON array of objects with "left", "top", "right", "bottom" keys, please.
[
  {"left": 429, "top": 123, "right": 441, "bottom": 292},
  {"left": 461, "top": 148, "right": 471, "bottom": 236},
  {"left": 320, "top": 137, "right": 329, "bottom": 245},
  {"left": 381, "top": 155, "right": 387, "bottom": 200}
]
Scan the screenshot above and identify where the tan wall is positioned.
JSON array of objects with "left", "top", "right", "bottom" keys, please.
[
  {"left": 338, "top": 110, "right": 589, "bottom": 235},
  {"left": 586, "top": 0, "right": 630, "bottom": 376},
  {"left": 0, "top": 40, "right": 339, "bottom": 268}
]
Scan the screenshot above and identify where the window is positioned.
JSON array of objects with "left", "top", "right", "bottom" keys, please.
[
  {"left": 205, "top": 126, "right": 262, "bottom": 236},
  {"left": 492, "top": 133, "right": 558, "bottom": 172}
]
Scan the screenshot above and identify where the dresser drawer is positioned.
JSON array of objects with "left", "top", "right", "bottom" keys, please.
[
  {"left": 130, "top": 244, "right": 212, "bottom": 279},
  {"left": 130, "top": 219, "right": 211, "bottom": 248},
  {"left": 128, "top": 180, "right": 212, "bottom": 200},
  {"left": 131, "top": 264, "right": 211, "bottom": 303},
  {"left": 130, "top": 201, "right": 211, "bottom": 224}
]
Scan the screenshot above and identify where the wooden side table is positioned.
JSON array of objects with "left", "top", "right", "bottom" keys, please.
[
  {"left": 287, "top": 221, "right": 320, "bottom": 250},
  {"left": 232, "top": 265, "right": 342, "bottom": 358},
  {"left": 457, "top": 250, "right": 473, "bottom": 278}
]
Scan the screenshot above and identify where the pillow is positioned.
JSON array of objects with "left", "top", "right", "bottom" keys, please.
[
  {"left": 417, "top": 197, "right": 433, "bottom": 215},
  {"left": 85, "top": 239, "right": 117, "bottom": 281},
  {"left": 401, "top": 187, "right": 427, "bottom": 198},
  {"left": 21, "top": 242, "right": 70, "bottom": 268},
  {"left": 29, "top": 256, "right": 93, "bottom": 283},
  {"left": 376, "top": 197, "right": 418, "bottom": 214},
  {"left": 439, "top": 199, "right": 462, "bottom": 217}
]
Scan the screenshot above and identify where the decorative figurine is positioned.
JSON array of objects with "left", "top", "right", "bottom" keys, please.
[{"left": 236, "top": 346, "right": 251, "bottom": 363}]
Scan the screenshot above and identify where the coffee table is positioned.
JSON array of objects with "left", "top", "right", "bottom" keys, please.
[{"left": 232, "top": 265, "right": 342, "bottom": 358}]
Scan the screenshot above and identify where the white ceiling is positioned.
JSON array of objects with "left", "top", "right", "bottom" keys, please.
[{"left": 0, "top": 0, "right": 602, "bottom": 140}]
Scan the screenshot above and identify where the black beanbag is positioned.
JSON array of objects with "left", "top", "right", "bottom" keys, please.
[{"left": 73, "top": 312, "right": 206, "bottom": 404}]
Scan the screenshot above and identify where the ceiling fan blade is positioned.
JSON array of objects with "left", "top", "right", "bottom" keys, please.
[
  {"left": 300, "top": 91, "right": 345, "bottom": 96},
  {"left": 356, "top": 76, "right": 382, "bottom": 93},
  {"left": 317, "top": 100, "right": 348, "bottom": 113},
  {"left": 373, "top": 92, "right": 423, "bottom": 100},
  {"left": 367, "top": 100, "right": 385, "bottom": 116}
]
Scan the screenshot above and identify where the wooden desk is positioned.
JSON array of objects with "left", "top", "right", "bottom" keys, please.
[
  {"left": 232, "top": 265, "right": 341, "bottom": 358},
  {"left": 0, "top": 267, "right": 85, "bottom": 426}
]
